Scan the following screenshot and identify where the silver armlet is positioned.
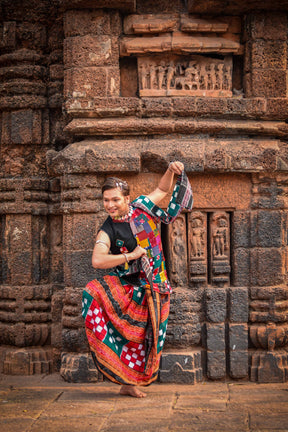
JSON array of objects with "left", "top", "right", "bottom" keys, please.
[{"left": 95, "top": 240, "right": 109, "bottom": 248}]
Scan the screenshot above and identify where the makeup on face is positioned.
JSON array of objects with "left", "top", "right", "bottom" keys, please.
[{"left": 103, "top": 188, "right": 130, "bottom": 218}]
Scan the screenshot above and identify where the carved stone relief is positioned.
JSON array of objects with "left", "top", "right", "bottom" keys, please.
[
  {"left": 120, "top": 13, "right": 240, "bottom": 99},
  {"left": 210, "top": 211, "right": 231, "bottom": 286},
  {"left": 168, "top": 210, "right": 231, "bottom": 288},
  {"left": 249, "top": 174, "right": 288, "bottom": 382},
  {"left": 165, "top": 214, "right": 188, "bottom": 286},
  {"left": 138, "top": 55, "right": 232, "bottom": 97},
  {"left": 188, "top": 211, "right": 207, "bottom": 285}
]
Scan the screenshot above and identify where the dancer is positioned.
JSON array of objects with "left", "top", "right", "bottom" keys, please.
[{"left": 82, "top": 161, "right": 193, "bottom": 397}]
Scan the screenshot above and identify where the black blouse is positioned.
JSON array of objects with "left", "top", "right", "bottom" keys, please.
[{"left": 100, "top": 216, "right": 137, "bottom": 254}]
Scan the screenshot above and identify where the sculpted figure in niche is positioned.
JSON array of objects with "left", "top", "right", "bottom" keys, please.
[
  {"left": 172, "top": 218, "right": 185, "bottom": 255},
  {"left": 223, "top": 65, "right": 232, "bottom": 90},
  {"left": 214, "top": 64, "right": 219, "bottom": 90},
  {"left": 191, "top": 216, "right": 205, "bottom": 258},
  {"left": 185, "top": 62, "right": 200, "bottom": 90},
  {"left": 217, "top": 64, "right": 224, "bottom": 90},
  {"left": 212, "top": 217, "right": 228, "bottom": 258},
  {"left": 139, "top": 63, "right": 147, "bottom": 90},
  {"left": 170, "top": 216, "right": 186, "bottom": 285},
  {"left": 166, "top": 62, "right": 175, "bottom": 90},
  {"left": 206, "top": 64, "right": 213, "bottom": 90},
  {"left": 210, "top": 64, "right": 217, "bottom": 90},
  {"left": 149, "top": 62, "right": 156, "bottom": 89},
  {"left": 157, "top": 61, "right": 166, "bottom": 89},
  {"left": 190, "top": 213, "right": 206, "bottom": 258},
  {"left": 200, "top": 63, "right": 208, "bottom": 90}
]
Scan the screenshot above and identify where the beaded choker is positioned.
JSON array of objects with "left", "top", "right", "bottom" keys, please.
[{"left": 112, "top": 205, "right": 133, "bottom": 222}]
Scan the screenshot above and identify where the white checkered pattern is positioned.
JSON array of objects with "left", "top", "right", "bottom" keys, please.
[
  {"left": 85, "top": 300, "right": 108, "bottom": 342},
  {"left": 120, "top": 342, "right": 145, "bottom": 372},
  {"left": 158, "top": 328, "right": 167, "bottom": 349}
]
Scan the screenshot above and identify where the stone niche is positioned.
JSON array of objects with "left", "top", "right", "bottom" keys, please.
[{"left": 119, "top": 13, "right": 241, "bottom": 99}]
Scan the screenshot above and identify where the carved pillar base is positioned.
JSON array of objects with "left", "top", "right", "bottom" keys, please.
[
  {"left": 159, "top": 350, "right": 203, "bottom": 384},
  {"left": 2, "top": 347, "right": 52, "bottom": 375},
  {"left": 250, "top": 351, "right": 288, "bottom": 383},
  {"left": 60, "top": 352, "right": 102, "bottom": 383}
]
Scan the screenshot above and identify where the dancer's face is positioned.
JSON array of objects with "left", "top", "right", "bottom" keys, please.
[{"left": 103, "top": 188, "right": 130, "bottom": 218}]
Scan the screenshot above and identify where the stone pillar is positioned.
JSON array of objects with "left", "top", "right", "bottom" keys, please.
[
  {"left": 230, "top": 210, "right": 250, "bottom": 379},
  {"left": 58, "top": 2, "right": 131, "bottom": 382},
  {"left": 206, "top": 289, "right": 227, "bottom": 379},
  {"left": 244, "top": 12, "right": 287, "bottom": 98},
  {"left": 0, "top": 186, "right": 53, "bottom": 374},
  {"left": 249, "top": 174, "right": 288, "bottom": 382},
  {"left": 59, "top": 174, "right": 105, "bottom": 382},
  {"left": 47, "top": 17, "right": 66, "bottom": 150},
  {"left": 228, "top": 288, "right": 249, "bottom": 379},
  {"left": 63, "top": 8, "right": 122, "bottom": 114},
  {"left": 0, "top": 2, "right": 65, "bottom": 374}
]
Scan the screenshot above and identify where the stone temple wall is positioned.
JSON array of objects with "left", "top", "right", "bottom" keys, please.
[{"left": 0, "top": 0, "right": 288, "bottom": 383}]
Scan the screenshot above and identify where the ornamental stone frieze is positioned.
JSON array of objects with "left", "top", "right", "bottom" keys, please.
[
  {"left": 137, "top": 55, "right": 233, "bottom": 98},
  {"left": 120, "top": 14, "right": 241, "bottom": 98}
]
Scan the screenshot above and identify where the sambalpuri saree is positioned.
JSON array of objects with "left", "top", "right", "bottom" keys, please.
[{"left": 82, "top": 171, "right": 193, "bottom": 385}]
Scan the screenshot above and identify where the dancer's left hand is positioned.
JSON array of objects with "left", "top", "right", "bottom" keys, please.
[{"left": 168, "top": 161, "right": 184, "bottom": 175}]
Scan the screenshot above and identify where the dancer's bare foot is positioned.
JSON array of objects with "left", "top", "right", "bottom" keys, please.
[{"left": 119, "top": 385, "right": 147, "bottom": 398}]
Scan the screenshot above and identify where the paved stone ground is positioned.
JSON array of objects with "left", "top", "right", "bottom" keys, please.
[{"left": 0, "top": 373, "right": 288, "bottom": 432}]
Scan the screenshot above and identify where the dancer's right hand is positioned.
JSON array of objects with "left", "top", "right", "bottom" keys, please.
[{"left": 130, "top": 245, "right": 147, "bottom": 260}]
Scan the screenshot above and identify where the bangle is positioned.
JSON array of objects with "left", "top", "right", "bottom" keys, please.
[{"left": 123, "top": 253, "right": 129, "bottom": 264}]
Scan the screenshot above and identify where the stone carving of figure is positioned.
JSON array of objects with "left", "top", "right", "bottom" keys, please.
[
  {"left": 173, "top": 218, "right": 185, "bottom": 258},
  {"left": 170, "top": 217, "right": 186, "bottom": 284},
  {"left": 139, "top": 64, "right": 146, "bottom": 90},
  {"left": 140, "top": 56, "right": 232, "bottom": 95},
  {"left": 166, "top": 62, "right": 175, "bottom": 90},
  {"left": 212, "top": 217, "right": 228, "bottom": 257},
  {"left": 210, "top": 64, "right": 217, "bottom": 90},
  {"left": 223, "top": 65, "right": 231, "bottom": 90},
  {"left": 191, "top": 217, "right": 205, "bottom": 258},
  {"left": 217, "top": 63, "right": 224, "bottom": 90},
  {"left": 149, "top": 63, "right": 156, "bottom": 89},
  {"left": 157, "top": 61, "right": 166, "bottom": 90},
  {"left": 200, "top": 63, "right": 208, "bottom": 90},
  {"left": 139, "top": 63, "right": 152, "bottom": 90},
  {"left": 206, "top": 64, "right": 213, "bottom": 90},
  {"left": 185, "top": 61, "right": 200, "bottom": 90},
  {"left": 214, "top": 64, "right": 219, "bottom": 90}
]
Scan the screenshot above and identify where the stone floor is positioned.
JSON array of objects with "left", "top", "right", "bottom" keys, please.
[{"left": 0, "top": 373, "right": 288, "bottom": 432}]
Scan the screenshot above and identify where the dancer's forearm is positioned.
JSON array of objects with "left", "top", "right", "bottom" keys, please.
[{"left": 147, "top": 161, "right": 184, "bottom": 205}]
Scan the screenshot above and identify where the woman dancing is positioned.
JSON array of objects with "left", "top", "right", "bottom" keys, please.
[{"left": 82, "top": 161, "right": 193, "bottom": 397}]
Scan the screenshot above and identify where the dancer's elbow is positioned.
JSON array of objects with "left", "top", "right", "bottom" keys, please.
[{"left": 92, "top": 255, "right": 105, "bottom": 269}]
